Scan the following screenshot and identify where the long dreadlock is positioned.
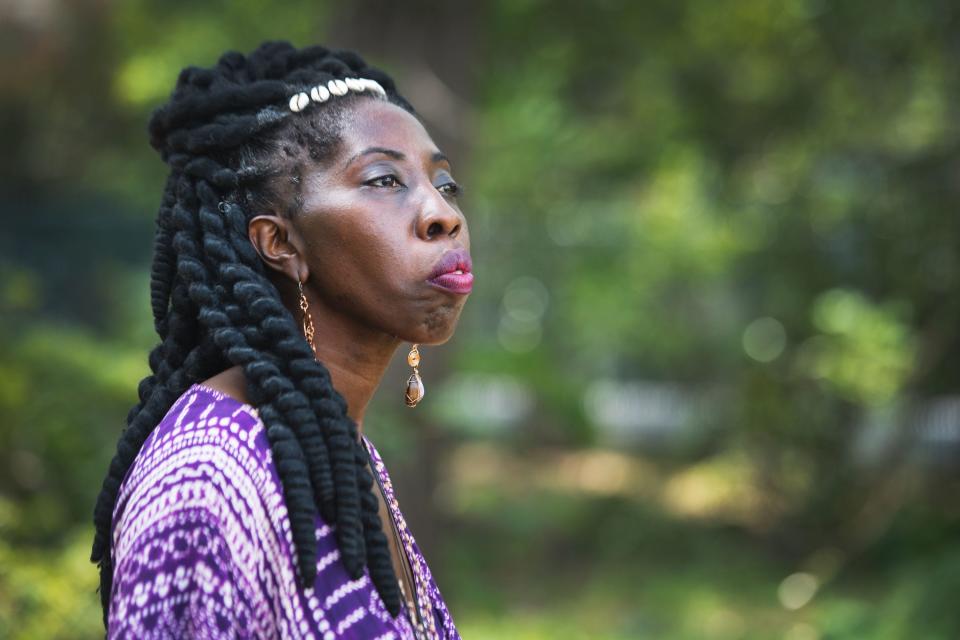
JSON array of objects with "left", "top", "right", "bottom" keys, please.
[{"left": 90, "top": 41, "right": 418, "bottom": 626}]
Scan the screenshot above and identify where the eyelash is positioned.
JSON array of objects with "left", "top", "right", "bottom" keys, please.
[
  {"left": 438, "top": 181, "right": 463, "bottom": 197},
  {"left": 366, "top": 174, "right": 463, "bottom": 197},
  {"left": 367, "top": 175, "right": 402, "bottom": 188}
]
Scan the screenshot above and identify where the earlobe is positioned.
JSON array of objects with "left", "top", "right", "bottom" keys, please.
[{"left": 248, "top": 214, "right": 306, "bottom": 283}]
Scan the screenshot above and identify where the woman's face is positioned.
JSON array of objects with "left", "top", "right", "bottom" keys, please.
[{"left": 291, "top": 98, "right": 471, "bottom": 345}]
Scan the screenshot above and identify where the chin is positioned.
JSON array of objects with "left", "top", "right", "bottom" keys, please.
[
  {"left": 404, "top": 301, "right": 464, "bottom": 343},
  {"left": 405, "top": 317, "right": 461, "bottom": 345},
  {"left": 384, "top": 294, "right": 467, "bottom": 345}
]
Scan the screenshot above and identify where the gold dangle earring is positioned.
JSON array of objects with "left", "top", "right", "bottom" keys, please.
[
  {"left": 405, "top": 344, "right": 424, "bottom": 407},
  {"left": 298, "top": 279, "right": 318, "bottom": 359}
]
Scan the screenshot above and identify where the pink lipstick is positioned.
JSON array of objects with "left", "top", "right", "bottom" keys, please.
[{"left": 427, "top": 248, "right": 473, "bottom": 294}]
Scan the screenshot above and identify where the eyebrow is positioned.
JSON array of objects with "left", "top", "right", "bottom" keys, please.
[{"left": 346, "top": 146, "right": 450, "bottom": 167}]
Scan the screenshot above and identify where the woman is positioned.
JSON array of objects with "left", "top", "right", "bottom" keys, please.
[{"left": 90, "top": 41, "right": 471, "bottom": 639}]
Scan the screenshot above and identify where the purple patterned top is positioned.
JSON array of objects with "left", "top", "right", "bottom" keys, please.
[{"left": 108, "top": 383, "right": 461, "bottom": 639}]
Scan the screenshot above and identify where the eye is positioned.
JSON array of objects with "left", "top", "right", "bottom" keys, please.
[
  {"left": 437, "top": 181, "right": 463, "bottom": 197},
  {"left": 366, "top": 174, "right": 402, "bottom": 188}
]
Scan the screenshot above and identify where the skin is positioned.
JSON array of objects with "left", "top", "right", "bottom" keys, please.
[
  {"left": 202, "top": 98, "right": 471, "bottom": 432},
  {"left": 201, "top": 98, "right": 471, "bottom": 609}
]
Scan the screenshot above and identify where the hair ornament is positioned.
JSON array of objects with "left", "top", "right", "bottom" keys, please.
[
  {"left": 288, "top": 77, "right": 388, "bottom": 113},
  {"left": 363, "top": 79, "right": 387, "bottom": 95},
  {"left": 289, "top": 91, "right": 310, "bottom": 113},
  {"left": 310, "top": 84, "right": 330, "bottom": 102}
]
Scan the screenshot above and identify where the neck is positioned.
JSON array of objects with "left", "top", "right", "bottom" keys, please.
[
  {"left": 311, "top": 334, "right": 398, "bottom": 434},
  {"left": 298, "top": 293, "right": 401, "bottom": 435}
]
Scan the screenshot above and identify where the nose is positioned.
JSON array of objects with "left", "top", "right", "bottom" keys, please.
[{"left": 416, "top": 187, "right": 465, "bottom": 241}]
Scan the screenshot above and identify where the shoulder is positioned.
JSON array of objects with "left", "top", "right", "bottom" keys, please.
[
  {"left": 113, "top": 385, "right": 270, "bottom": 520},
  {"left": 107, "top": 385, "right": 286, "bottom": 637},
  {"left": 111, "top": 384, "right": 278, "bottom": 548}
]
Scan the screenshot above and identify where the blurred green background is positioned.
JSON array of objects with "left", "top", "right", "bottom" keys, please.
[{"left": 3, "top": 0, "right": 960, "bottom": 638}]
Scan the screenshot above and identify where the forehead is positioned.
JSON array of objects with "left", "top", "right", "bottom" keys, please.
[{"left": 338, "top": 99, "right": 439, "bottom": 158}]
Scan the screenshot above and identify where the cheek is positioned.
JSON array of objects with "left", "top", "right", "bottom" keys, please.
[
  {"left": 297, "top": 207, "right": 467, "bottom": 342},
  {"left": 302, "top": 216, "right": 408, "bottom": 298}
]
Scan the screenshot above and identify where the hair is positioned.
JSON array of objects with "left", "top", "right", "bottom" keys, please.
[{"left": 89, "top": 40, "right": 418, "bottom": 625}]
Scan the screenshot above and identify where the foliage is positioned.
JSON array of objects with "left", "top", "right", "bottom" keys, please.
[{"left": 2, "top": 0, "right": 959, "bottom": 637}]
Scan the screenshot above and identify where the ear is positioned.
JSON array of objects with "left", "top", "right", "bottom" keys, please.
[{"left": 248, "top": 214, "right": 309, "bottom": 284}]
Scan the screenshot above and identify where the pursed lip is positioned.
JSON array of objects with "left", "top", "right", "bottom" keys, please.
[{"left": 427, "top": 248, "right": 473, "bottom": 294}]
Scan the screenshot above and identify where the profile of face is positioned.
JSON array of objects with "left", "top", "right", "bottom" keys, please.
[{"left": 251, "top": 98, "right": 471, "bottom": 347}]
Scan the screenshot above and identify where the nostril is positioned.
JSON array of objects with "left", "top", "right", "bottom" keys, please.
[
  {"left": 450, "top": 223, "right": 460, "bottom": 236},
  {"left": 427, "top": 222, "right": 443, "bottom": 237}
]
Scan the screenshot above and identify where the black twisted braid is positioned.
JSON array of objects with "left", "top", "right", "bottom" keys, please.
[{"left": 90, "top": 41, "right": 417, "bottom": 626}]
